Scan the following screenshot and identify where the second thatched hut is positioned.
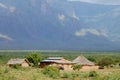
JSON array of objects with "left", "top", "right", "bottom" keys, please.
[{"left": 73, "top": 55, "right": 99, "bottom": 70}]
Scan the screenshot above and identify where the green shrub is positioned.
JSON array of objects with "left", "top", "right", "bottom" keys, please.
[
  {"left": 26, "top": 52, "right": 42, "bottom": 67},
  {"left": 11, "top": 64, "right": 21, "bottom": 69},
  {"left": 98, "top": 57, "right": 113, "bottom": 68},
  {"left": 61, "top": 72, "right": 69, "bottom": 78},
  {"left": 71, "top": 64, "right": 82, "bottom": 71},
  {"left": 0, "top": 66, "right": 10, "bottom": 75},
  {"left": 42, "top": 66, "right": 60, "bottom": 78},
  {"left": 0, "top": 67, "right": 3, "bottom": 75},
  {"left": 0, "top": 67, "right": 4, "bottom": 75},
  {"left": 89, "top": 71, "right": 98, "bottom": 77},
  {"left": 87, "top": 56, "right": 96, "bottom": 62},
  {"left": 4, "top": 67, "right": 9, "bottom": 73},
  {"left": 71, "top": 72, "right": 79, "bottom": 79},
  {"left": 62, "top": 71, "right": 80, "bottom": 79}
]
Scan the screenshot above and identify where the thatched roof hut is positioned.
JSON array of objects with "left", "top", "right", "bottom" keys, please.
[
  {"left": 73, "top": 55, "right": 99, "bottom": 71},
  {"left": 7, "top": 58, "right": 30, "bottom": 67},
  {"left": 73, "top": 55, "right": 95, "bottom": 66}
]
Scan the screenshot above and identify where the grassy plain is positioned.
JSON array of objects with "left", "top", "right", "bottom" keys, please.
[
  {"left": 0, "top": 50, "right": 120, "bottom": 60},
  {"left": 0, "top": 66, "right": 120, "bottom": 80},
  {"left": 0, "top": 50, "right": 120, "bottom": 80}
]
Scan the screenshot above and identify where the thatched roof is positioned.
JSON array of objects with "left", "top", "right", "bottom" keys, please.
[
  {"left": 7, "top": 58, "right": 29, "bottom": 65},
  {"left": 73, "top": 55, "right": 95, "bottom": 66}
]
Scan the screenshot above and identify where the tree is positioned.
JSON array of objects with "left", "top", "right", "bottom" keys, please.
[
  {"left": 98, "top": 57, "right": 113, "bottom": 68},
  {"left": 26, "top": 52, "right": 42, "bottom": 66},
  {"left": 71, "top": 64, "right": 82, "bottom": 71}
]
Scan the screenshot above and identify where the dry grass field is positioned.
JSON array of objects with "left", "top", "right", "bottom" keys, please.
[
  {"left": 0, "top": 51, "right": 120, "bottom": 80},
  {"left": 0, "top": 65, "right": 120, "bottom": 80}
]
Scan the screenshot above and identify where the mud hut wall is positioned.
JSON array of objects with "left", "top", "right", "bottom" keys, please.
[{"left": 21, "top": 61, "right": 29, "bottom": 67}]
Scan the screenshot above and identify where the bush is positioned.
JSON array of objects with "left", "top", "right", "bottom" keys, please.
[
  {"left": 26, "top": 52, "right": 42, "bottom": 67},
  {"left": 11, "top": 64, "right": 21, "bottom": 69},
  {"left": 89, "top": 71, "right": 98, "bottom": 77},
  {"left": 71, "top": 72, "right": 79, "bottom": 79},
  {"left": 72, "top": 64, "right": 82, "bottom": 71},
  {"left": 98, "top": 57, "right": 113, "bottom": 68},
  {"left": 4, "top": 67, "right": 10, "bottom": 73},
  {"left": 61, "top": 72, "right": 69, "bottom": 78},
  {"left": 42, "top": 66, "right": 60, "bottom": 78},
  {"left": 62, "top": 71, "right": 80, "bottom": 79},
  {"left": 0, "top": 67, "right": 3, "bottom": 75},
  {"left": 87, "top": 56, "right": 96, "bottom": 62},
  {"left": 0, "top": 66, "right": 10, "bottom": 75}
]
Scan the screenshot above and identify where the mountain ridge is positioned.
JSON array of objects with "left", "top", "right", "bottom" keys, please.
[{"left": 0, "top": 0, "right": 120, "bottom": 51}]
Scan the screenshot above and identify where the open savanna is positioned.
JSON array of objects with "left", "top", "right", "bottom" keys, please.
[
  {"left": 0, "top": 50, "right": 120, "bottom": 80},
  {"left": 0, "top": 65, "right": 120, "bottom": 80}
]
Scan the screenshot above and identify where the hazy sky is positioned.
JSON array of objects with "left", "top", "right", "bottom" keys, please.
[{"left": 68, "top": 0, "right": 120, "bottom": 5}]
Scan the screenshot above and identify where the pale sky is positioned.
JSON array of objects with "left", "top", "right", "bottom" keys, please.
[{"left": 68, "top": 0, "right": 120, "bottom": 5}]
